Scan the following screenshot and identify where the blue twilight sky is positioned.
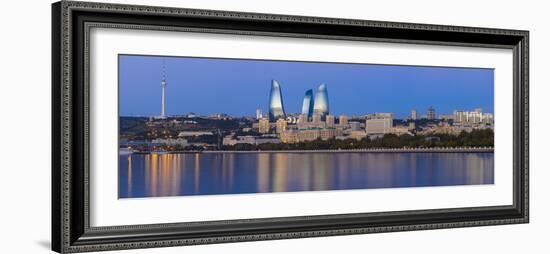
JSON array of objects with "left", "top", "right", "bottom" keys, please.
[{"left": 119, "top": 55, "right": 494, "bottom": 118}]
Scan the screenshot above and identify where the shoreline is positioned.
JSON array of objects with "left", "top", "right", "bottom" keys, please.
[{"left": 128, "top": 147, "right": 494, "bottom": 155}]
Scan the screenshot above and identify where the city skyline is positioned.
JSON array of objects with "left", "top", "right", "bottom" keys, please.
[{"left": 119, "top": 55, "right": 494, "bottom": 118}]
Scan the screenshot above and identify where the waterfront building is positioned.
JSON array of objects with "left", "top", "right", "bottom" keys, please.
[
  {"left": 312, "top": 113, "right": 322, "bottom": 124},
  {"left": 178, "top": 131, "right": 213, "bottom": 137},
  {"left": 298, "top": 129, "right": 321, "bottom": 142},
  {"left": 222, "top": 136, "right": 239, "bottom": 146},
  {"left": 223, "top": 135, "right": 281, "bottom": 146},
  {"left": 350, "top": 130, "right": 367, "bottom": 140},
  {"left": 320, "top": 128, "right": 340, "bottom": 140},
  {"left": 280, "top": 127, "right": 342, "bottom": 143},
  {"left": 365, "top": 113, "right": 393, "bottom": 135},
  {"left": 268, "top": 80, "right": 286, "bottom": 121},
  {"left": 301, "top": 89, "right": 315, "bottom": 119},
  {"left": 427, "top": 106, "right": 436, "bottom": 120},
  {"left": 280, "top": 130, "right": 299, "bottom": 143},
  {"left": 313, "top": 84, "right": 329, "bottom": 119},
  {"left": 390, "top": 126, "right": 410, "bottom": 136},
  {"left": 411, "top": 109, "right": 417, "bottom": 120},
  {"left": 339, "top": 115, "right": 348, "bottom": 126},
  {"left": 151, "top": 138, "right": 188, "bottom": 146},
  {"left": 326, "top": 114, "right": 335, "bottom": 126},
  {"left": 276, "top": 118, "right": 287, "bottom": 134},
  {"left": 258, "top": 118, "right": 270, "bottom": 134},
  {"left": 255, "top": 138, "right": 281, "bottom": 145}
]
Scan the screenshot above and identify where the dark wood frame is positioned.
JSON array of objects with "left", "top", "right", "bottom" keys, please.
[{"left": 52, "top": 1, "right": 529, "bottom": 253}]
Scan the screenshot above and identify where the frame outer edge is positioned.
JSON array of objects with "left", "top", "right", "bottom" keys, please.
[
  {"left": 57, "top": 1, "right": 530, "bottom": 252},
  {"left": 51, "top": 1, "right": 62, "bottom": 253},
  {"left": 523, "top": 31, "right": 529, "bottom": 223},
  {"left": 60, "top": 0, "right": 73, "bottom": 253}
]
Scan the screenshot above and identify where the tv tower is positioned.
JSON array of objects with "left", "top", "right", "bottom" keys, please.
[{"left": 160, "top": 59, "right": 167, "bottom": 119}]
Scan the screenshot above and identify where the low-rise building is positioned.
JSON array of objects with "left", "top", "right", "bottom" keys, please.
[
  {"left": 178, "top": 131, "right": 213, "bottom": 137},
  {"left": 280, "top": 130, "right": 299, "bottom": 143},
  {"left": 349, "top": 121, "right": 361, "bottom": 131},
  {"left": 151, "top": 138, "right": 188, "bottom": 146},
  {"left": 390, "top": 126, "right": 410, "bottom": 136},
  {"left": 350, "top": 130, "right": 367, "bottom": 140}
]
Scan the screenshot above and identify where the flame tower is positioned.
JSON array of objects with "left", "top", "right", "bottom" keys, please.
[
  {"left": 313, "top": 84, "right": 329, "bottom": 119},
  {"left": 301, "top": 89, "right": 314, "bottom": 119},
  {"left": 268, "top": 80, "right": 286, "bottom": 121}
]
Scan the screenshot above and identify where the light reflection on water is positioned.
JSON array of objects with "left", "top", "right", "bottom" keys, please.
[{"left": 118, "top": 152, "right": 494, "bottom": 198}]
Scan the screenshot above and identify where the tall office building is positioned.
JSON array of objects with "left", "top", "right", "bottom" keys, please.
[
  {"left": 312, "top": 113, "right": 322, "bottom": 124},
  {"left": 427, "top": 106, "right": 436, "bottom": 120},
  {"left": 326, "top": 115, "right": 335, "bottom": 126},
  {"left": 339, "top": 115, "right": 348, "bottom": 126},
  {"left": 268, "top": 80, "right": 286, "bottom": 121},
  {"left": 258, "top": 118, "right": 270, "bottom": 134},
  {"left": 301, "top": 89, "right": 314, "bottom": 119},
  {"left": 313, "top": 84, "right": 329, "bottom": 119},
  {"left": 454, "top": 110, "right": 467, "bottom": 123},
  {"left": 411, "top": 109, "right": 417, "bottom": 120},
  {"left": 276, "top": 118, "right": 287, "bottom": 134}
]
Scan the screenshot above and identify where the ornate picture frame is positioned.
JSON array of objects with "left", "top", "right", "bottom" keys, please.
[{"left": 52, "top": 1, "right": 529, "bottom": 253}]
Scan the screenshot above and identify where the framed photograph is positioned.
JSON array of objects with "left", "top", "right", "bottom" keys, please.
[{"left": 52, "top": 1, "right": 529, "bottom": 253}]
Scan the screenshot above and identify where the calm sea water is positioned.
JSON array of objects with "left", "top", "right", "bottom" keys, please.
[{"left": 118, "top": 152, "right": 494, "bottom": 198}]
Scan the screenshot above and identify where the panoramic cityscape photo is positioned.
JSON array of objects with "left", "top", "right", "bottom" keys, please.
[{"left": 118, "top": 54, "right": 495, "bottom": 198}]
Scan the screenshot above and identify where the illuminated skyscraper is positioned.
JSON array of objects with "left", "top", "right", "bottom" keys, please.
[
  {"left": 301, "top": 89, "right": 314, "bottom": 119},
  {"left": 268, "top": 80, "right": 286, "bottom": 121},
  {"left": 313, "top": 84, "right": 329, "bottom": 119}
]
